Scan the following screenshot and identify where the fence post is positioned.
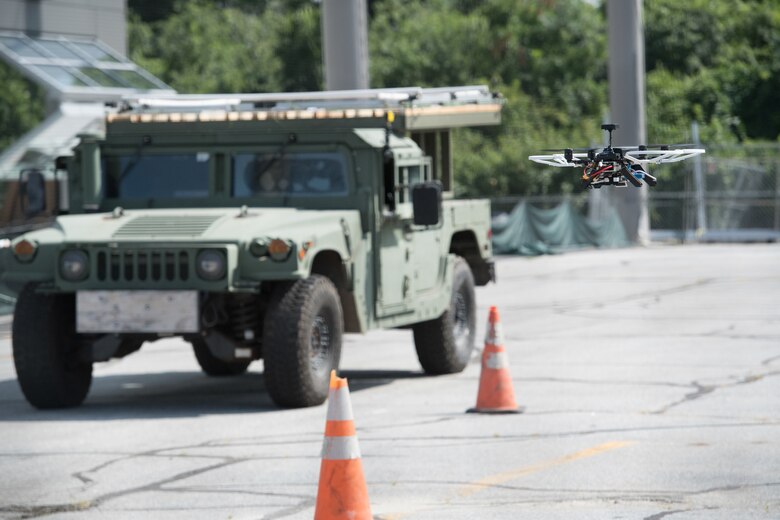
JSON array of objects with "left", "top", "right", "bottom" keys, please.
[{"left": 691, "top": 121, "right": 707, "bottom": 239}]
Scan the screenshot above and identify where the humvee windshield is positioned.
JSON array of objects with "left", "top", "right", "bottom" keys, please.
[
  {"left": 100, "top": 150, "right": 350, "bottom": 201},
  {"left": 102, "top": 153, "right": 210, "bottom": 199},
  {"left": 232, "top": 151, "right": 348, "bottom": 197}
]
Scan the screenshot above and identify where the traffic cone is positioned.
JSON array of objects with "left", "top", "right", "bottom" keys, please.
[
  {"left": 468, "top": 306, "right": 524, "bottom": 414},
  {"left": 314, "top": 370, "right": 372, "bottom": 520}
]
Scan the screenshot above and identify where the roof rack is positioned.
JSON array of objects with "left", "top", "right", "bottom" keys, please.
[
  {"left": 119, "top": 85, "right": 497, "bottom": 110},
  {"left": 110, "top": 85, "right": 503, "bottom": 131}
]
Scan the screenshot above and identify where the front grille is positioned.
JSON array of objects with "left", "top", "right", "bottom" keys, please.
[{"left": 94, "top": 249, "right": 192, "bottom": 283}]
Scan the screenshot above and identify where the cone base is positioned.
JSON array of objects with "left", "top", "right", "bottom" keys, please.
[{"left": 466, "top": 405, "right": 525, "bottom": 414}]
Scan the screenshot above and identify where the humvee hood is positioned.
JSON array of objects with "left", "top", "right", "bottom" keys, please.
[{"left": 53, "top": 208, "right": 359, "bottom": 243}]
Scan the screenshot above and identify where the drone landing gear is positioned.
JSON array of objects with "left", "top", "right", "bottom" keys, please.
[
  {"left": 625, "top": 164, "right": 658, "bottom": 187},
  {"left": 621, "top": 165, "right": 643, "bottom": 187}
]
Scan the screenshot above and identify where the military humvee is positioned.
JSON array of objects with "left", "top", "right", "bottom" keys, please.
[{"left": 0, "top": 86, "right": 500, "bottom": 409}]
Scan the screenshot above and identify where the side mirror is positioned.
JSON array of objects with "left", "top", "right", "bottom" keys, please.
[
  {"left": 412, "top": 181, "right": 442, "bottom": 227},
  {"left": 20, "top": 169, "right": 46, "bottom": 216}
]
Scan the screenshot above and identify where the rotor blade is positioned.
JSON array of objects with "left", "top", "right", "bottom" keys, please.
[
  {"left": 645, "top": 143, "right": 696, "bottom": 150},
  {"left": 541, "top": 147, "right": 594, "bottom": 152},
  {"left": 617, "top": 144, "right": 695, "bottom": 150}
]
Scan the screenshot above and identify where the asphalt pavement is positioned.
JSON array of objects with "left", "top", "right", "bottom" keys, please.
[{"left": 0, "top": 243, "right": 778, "bottom": 519}]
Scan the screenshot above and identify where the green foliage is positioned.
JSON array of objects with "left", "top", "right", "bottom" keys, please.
[
  {"left": 0, "top": 63, "right": 45, "bottom": 153},
  {"left": 128, "top": 3, "right": 284, "bottom": 93},
  {"left": 645, "top": 0, "right": 780, "bottom": 141},
  {"left": 370, "top": 0, "right": 493, "bottom": 87},
  {"left": 1, "top": 0, "right": 778, "bottom": 199}
]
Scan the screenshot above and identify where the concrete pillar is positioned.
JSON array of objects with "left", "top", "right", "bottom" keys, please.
[
  {"left": 321, "top": 0, "right": 370, "bottom": 90},
  {"left": 607, "top": 0, "right": 649, "bottom": 244}
]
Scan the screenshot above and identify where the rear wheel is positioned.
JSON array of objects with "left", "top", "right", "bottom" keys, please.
[
  {"left": 413, "top": 256, "right": 476, "bottom": 374},
  {"left": 262, "top": 276, "right": 343, "bottom": 408},
  {"left": 190, "top": 338, "right": 250, "bottom": 376},
  {"left": 12, "top": 284, "right": 92, "bottom": 409}
]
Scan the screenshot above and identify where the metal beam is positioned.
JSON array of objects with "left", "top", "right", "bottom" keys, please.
[
  {"left": 321, "top": 0, "right": 370, "bottom": 91},
  {"left": 607, "top": 0, "right": 649, "bottom": 244}
]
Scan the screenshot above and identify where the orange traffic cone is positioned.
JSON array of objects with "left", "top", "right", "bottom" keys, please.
[
  {"left": 314, "top": 371, "right": 372, "bottom": 520},
  {"left": 468, "top": 306, "right": 524, "bottom": 414}
]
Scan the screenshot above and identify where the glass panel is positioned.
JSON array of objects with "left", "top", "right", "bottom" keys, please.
[
  {"left": 102, "top": 154, "right": 210, "bottom": 199},
  {"left": 34, "top": 65, "right": 89, "bottom": 87},
  {"left": 79, "top": 67, "right": 125, "bottom": 88},
  {"left": 112, "top": 69, "right": 162, "bottom": 89},
  {"left": 408, "top": 165, "right": 422, "bottom": 186},
  {"left": 72, "top": 41, "right": 121, "bottom": 62},
  {"left": 0, "top": 36, "right": 47, "bottom": 58},
  {"left": 35, "top": 40, "right": 82, "bottom": 60},
  {"left": 232, "top": 152, "right": 348, "bottom": 197}
]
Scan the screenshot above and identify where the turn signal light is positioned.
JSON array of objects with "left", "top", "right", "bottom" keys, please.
[
  {"left": 268, "top": 238, "right": 292, "bottom": 261},
  {"left": 13, "top": 239, "right": 37, "bottom": 262}
]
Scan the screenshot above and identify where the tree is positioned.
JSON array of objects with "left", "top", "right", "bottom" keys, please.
[{"left": 0, "top": 63, "right": 44, "bottom": 155}]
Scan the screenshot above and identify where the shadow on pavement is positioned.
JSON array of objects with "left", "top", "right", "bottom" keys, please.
[{"left": 0, "top": 367, "right": 421, "bottom": 421}]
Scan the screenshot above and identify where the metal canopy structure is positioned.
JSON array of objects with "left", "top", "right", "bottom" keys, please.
[
  {"left": 0, "top": 31, "right": 173, "bottom": 102},
  {"left": 0, "top": 31, "right": 175, "bottom": 178}
]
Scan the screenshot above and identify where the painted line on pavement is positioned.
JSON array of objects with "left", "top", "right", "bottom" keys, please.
[{"left": 458, "top": 440, "right": 637, "bottom": 498}]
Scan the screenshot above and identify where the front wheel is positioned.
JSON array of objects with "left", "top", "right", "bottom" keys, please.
[
  {"left": 12, "top": 285, "right": 93, "bottom": 409},
  {"left": 413, "top": 256, "right": 477, "bottom": 374},
  {"left": 262, "top": 276, "right": 343, "bottom": 408}
]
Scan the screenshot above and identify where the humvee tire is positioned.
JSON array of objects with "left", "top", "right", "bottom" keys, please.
[
  {"left": 190, "top": 338, "right": 251, "bottom": 376},
  {"left": 413, "top": 256, "right": 476, "bottom": 374},
  {"left": 262, "top": 275, "right": 343, "bottom": 408},
  {"left": 12, "top": 284, "right": 93, "bottom": 409}
]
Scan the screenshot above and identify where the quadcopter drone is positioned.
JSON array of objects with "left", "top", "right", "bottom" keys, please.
[{"left": 528, "top": 124, "right": 705, "bottom": 189}]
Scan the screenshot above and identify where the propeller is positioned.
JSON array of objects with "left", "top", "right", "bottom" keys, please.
[
  {"left": 541, "top": 147, "right": 595, "bottom": 152},
  {"left": 619, "top": 143, "right": 696, "bottom": 151}
]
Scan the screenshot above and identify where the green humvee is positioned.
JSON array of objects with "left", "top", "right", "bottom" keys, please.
[{"left": 1, "top": 86, "right": 500, "bottom": 409}]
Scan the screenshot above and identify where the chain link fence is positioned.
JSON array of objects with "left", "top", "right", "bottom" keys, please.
[{"left": 649, "top": 143, "right": 780, "bottom": 242}]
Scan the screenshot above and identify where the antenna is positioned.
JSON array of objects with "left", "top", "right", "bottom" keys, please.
[{"left": 601, "top": 123, "right": 618, "bottom": 148}]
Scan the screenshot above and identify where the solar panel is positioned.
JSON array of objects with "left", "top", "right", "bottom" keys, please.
[{"left": 0, "top": 31, "right": 174, "bottom": 101}]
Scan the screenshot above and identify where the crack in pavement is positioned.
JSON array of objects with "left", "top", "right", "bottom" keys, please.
[
  {"left": 652, "top": 370, "right": 780, "bottom": 414},
  {"left": 642, "top": 508, "right": 706, "bottom": 520},
  {"left": 548, "top": 278, "right": 716, "bottom": 314}
]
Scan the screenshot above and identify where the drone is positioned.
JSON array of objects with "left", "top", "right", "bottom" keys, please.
[{"left": 528, "top": 124, "right": 705, "bottom": 189}]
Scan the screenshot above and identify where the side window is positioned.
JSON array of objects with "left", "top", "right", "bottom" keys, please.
[
  {"left": 395, "top": 161, "right": 428, "bottom": 203},
  {"left": 407, "top": 164, "right": 421, "bottom": 188},
  {"left": 396, "top": 165, "right": 408, "bottom": 204}
]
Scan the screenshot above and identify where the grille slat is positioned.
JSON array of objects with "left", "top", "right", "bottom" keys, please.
[{"left": 87, "top": 248, "right": 204, "bottom": 284}]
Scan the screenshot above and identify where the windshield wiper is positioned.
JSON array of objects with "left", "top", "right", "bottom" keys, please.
[
  {"left": 119, "top": 136, "right": 151, "bottom": 182},
  {"left": 253, "top": 133, "right": 297, "bottom": 187}
]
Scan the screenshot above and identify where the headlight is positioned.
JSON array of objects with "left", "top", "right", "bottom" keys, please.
[
  {"left": 196, "top": 249, "right": 226, "bottom": 280},
  {"left": 60, "top": 250, "right": 89, "bottom": 281}
]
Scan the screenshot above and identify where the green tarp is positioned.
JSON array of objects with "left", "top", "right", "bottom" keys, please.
[{"left": 492, "top": 200, "right": 629, "bottom": 255}]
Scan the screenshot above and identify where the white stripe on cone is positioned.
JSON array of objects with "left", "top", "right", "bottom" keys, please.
[
  {"left": 326, "top": 387, "right": 355, "bottom": 421},
  {"left": 485, "top": 321, "right": 505, "bottom": 346},
  {"left": 321, "top": 435, "right": 361, "bottom": 460},
  {"left": 485, "top": 351, "right": 509, "bottom": 370}
]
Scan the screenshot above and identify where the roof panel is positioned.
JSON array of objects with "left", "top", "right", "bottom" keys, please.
[
  {"left": 113, "top": 69, "right": 164, "bottom": 90},
  {"left": 0, "top": 35, "right": 47, "bottom": 58},
  {"left": 79, "top": 67, "right": 125, "bottom": 88},
  {"left": 70, "top": 41, "right": 121, "bottom": 63},
  {"left": 34, "top": 65, "right": 90, "bottom": 87},
  {"left": 35, "top": 40, "right": 82, "bottom": 60}
]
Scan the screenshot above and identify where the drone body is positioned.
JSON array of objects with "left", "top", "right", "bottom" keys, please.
[{"left": 529, "top": 124, "right": 705, "bottom": 189}]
